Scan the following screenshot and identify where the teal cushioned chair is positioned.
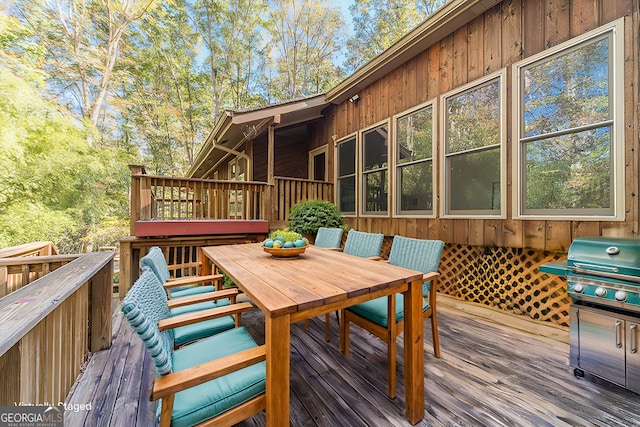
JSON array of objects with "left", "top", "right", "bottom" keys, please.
[
  {"left": 321, "top": 230, "right": 384, "bottom": 341},
  {"left": 128, "top": 267, "right": 249, "bottom": 347},
  {"left": 340, "top": 235, "right": 444, "bottom": 398},
  {"left": 141, "top": 247, "right": 234, "bottom": 317},
  {"left": 122, "top": 269, "right": 265, "bottom": 427},
  {"left": 141, "top": 246, "right": 224, "bottom": 299},
  {"left": 313, "top": 227, "right": 344, "bottom": 249}
]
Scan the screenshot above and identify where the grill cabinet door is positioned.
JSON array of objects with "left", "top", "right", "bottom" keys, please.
[
  {"left": 576, "top": 307, "right": 626, "bottom": 387},
  {"left": 628, "top": 321, "right": 640, "bottom": 394}
]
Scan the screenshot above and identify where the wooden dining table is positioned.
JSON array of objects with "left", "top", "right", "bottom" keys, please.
[{"left": 201, "top": 242, "right": 429, "bottom": 426}]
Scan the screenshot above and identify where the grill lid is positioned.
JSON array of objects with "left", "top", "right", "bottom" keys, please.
[{"left": 567, "top": 236, "right": 640, "bottom": 279}]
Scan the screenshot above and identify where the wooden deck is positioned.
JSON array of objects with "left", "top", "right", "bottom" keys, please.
[{"left": 65, "top": 296, "right": 640, "bottom": 426}]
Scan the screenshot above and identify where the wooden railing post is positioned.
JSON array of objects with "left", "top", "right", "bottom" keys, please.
[
  {"left": 129, "top": 165, "right": 145, "bottom": 235},
  {"left": 119, "top": 238, "right": 132, "bottom": 300},
  {"left": 90, "top": 261, "right": 113, "bottom": 352}
]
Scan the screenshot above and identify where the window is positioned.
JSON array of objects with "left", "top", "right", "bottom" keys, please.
[
  {"left": 514, "top": 19, "right": 624, "bottom": 219},
  {"left": 309, "top": 145, "right": 328, "bottom": 181},
  {"left": 394, "top": 102, "right": 435, "bottom": 216},
  {"left": 441, "top": 71, "right": 506, "bottom": 217},
  {"left": 336, "top": 135, "right": 356, "bottom": 214},
  {"left": 361, "top": 122, "right": 389, "bottom": 215}
]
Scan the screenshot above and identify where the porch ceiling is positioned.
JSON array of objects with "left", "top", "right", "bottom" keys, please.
[{"left": 189, "top": 95, "right": 328, "bottom": 179}]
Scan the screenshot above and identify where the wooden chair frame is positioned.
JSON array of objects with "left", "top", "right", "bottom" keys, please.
[{"left": 340, "top": 271, "right": 439, "bottom": 398}]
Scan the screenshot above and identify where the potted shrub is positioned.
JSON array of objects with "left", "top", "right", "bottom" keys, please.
[{"left": 288, "top": 200, "right": 344, "bottom": 241}]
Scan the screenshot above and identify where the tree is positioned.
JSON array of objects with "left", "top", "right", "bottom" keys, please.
[
  {"left": 265, "top": 0, "right": 346, "bottom": 100},
  {"left": 0, "top": 66, "right": 133, "bottom": 252},
  {"left": 191, "top": 0, "right": 268, "bottom": 117},
  {"left": 8, "top": 0, "right": 155, "bottom": 129},
  {"left": 344, "top": 0, "right": 447, "bottom": 73},
  {"left": 123, "top": 0, "right": 208, "bottom": 175}
]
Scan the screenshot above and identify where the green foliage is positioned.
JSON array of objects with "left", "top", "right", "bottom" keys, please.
[
  {"left": 288, "top": 200, "right": 343, "bottom": 236},
  {"left": 269, "top": 228, "right": 303, "bottom": 242},
  {"left": 0, "top": 67, "right": 134, "bottom": 253},
  {"left": 266, "top": 0, "right": 347, "bottom": 99},
  {"left": 344, "top": 0, "right": 448, "bottom": 73}
]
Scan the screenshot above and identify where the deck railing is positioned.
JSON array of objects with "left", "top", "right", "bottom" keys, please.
[
  {"left": 129, "top": 165, "right": 334, "bottom": 234},
  {"left": 0, "top": 241, "right": 59, "bottom": 258},
  {"left": 0, "top": 255, "right": 79, "bottom": 298},
  {"left": 272, "top": 176, "right": 334, "bottom": 222},
  {"left": 0, "top": 242, "right": 66, "bottom": 298},
  {"left": 0, "top": 252, "right": 114, "bottom": 406}
]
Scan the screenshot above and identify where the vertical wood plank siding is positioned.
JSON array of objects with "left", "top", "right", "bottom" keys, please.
[{"left": 324, "top": 0, "right": 639, "bottom": 252}]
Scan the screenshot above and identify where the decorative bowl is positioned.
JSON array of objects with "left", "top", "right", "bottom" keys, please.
[{"left": 263, "top": 246, "right": 307, "bottom": 258}]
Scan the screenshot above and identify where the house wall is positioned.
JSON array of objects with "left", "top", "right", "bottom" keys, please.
[
  {"left": 323, "top": 0, "right": 639, "bottom": 253},
  {"left": 252, "top": 119, "right": 326, "bottom": 182}
]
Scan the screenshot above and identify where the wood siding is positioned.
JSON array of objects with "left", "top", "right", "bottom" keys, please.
[{"left": 323, "top": 0, "right": 639, "bottom": 252}]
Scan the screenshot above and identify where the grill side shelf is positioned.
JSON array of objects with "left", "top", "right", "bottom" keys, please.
[{"left": 539, "top": 261, "right": 569, "bottom": 277}]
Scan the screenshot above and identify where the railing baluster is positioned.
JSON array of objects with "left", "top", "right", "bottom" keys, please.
[{"left": 130, "top": 172, "right": 332, "bottom": 224}]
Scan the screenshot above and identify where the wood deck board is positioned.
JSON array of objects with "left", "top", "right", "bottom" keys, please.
[{"left": 65, "top": 299, "right": 640, "bottom": 426}]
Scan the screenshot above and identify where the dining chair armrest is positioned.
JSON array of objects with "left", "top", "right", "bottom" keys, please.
[
  {"left": 164, "top": 273, "right": 223, "bottom": 289},
  {"left": 326, "top": 247, "right": 343, "bottom": 252},
  {"left": 158, "top": 302, "right": 253, "bottom": 331},
  {"left": 151, "top": 345, "right": 266, "bottom": 400},
  {"left": 167, "top": 288, "right": 239, "bottom": 309}
]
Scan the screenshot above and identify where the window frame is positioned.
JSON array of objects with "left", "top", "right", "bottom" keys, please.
[
  {"left": 439, "top": 69, "right": 507, "bottom": 219},
  {"left": 335, "top": 133, "right": 358, "bottom": 216},
  {"left": 360, "top": 119, "right": 391, "bottom": 217},
  {"left": 512, "top": 18, "right": 625, "bottom": 221},
  {"left": 392, "top": 100, "right": 437, "bottom": 218},
  {"left": 309, "top": 144, "right": 328, "bottom": 181}
]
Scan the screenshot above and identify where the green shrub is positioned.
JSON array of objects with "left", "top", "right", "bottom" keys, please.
[{"left": 288, "top": 200, "right": 343, "bottom": 236}]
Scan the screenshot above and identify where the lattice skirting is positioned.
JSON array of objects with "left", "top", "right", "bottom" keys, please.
[{"left": 380, "top": 239, "right": 570, "bottom": 327}]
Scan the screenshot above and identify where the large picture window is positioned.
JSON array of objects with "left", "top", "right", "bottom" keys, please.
[
  {"left": 337, "top": 135, "right": 356, "bottom": 214},
  {"left": 514, "top": 19, "right": 624, "bottom": 219},
  {"left": 441, "top": 72, "right": 505, "bottom": 217},
  {"left": 395, "top": 102, "right": 435, "bottom": 216},
  {"left": 361, "top": 122, "right": 389, "bottom": 215}
]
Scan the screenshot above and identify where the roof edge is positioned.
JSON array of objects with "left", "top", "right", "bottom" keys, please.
[{"left": 325, "top": 0, "right": 502, "bottom": 104}]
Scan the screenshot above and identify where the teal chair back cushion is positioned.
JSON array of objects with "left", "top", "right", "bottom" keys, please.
[
  {"left": 343, "top": 230, "right": 384, "bottom": 258},
  {"left": 314, "top": 227, "right": 344, "bottom": 249},
  {"left": 140, "top": 246, "right": 171, "bottom": 283},
  {"left": 388, "top": 235, "right": 445, "bottom": 297},
  {"left": 121, "top": 267, "right": 174, "bottom": 375}
]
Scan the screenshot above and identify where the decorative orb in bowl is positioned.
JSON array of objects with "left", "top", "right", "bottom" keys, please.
[
  {"left": 263, "top": 246, "right": 307, "bottom": 258},
  {"left": 262, "top": 229, "right": 309, "bottom": 258}
]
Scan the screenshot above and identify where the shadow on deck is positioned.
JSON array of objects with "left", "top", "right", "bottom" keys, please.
[{"left": 65, "top": 296, "right": 640, "bottom": 426}]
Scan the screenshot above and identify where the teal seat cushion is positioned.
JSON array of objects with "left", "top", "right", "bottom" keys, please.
[
  {"left": 171, "top": 285, "right": 217, "bottom": 298},
  {"left": 169, "top": 298, "right": 231, "bottom": 317},
  {"left": 347, "top": 294, "right": 429, "bottom": 327},
  {"left": 169, "top": 327, "right": 266, "bottom": 427},
  {"left": 173, "top": 314, "right": 237, "bottom": 347}
]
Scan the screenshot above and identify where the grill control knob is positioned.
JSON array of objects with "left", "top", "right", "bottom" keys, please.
[
  {"left": 572, "top": 284, "right": 584, "bottom": 293},
  {"left": 614, "top": 291, "right": 627, "bottom": 302},
  {"left": 595, "top": 287, "right": 607, "bottom": 297}
]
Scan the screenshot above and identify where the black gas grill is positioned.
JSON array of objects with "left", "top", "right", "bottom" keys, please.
[{"left": 540, "top": 236, "right": 640, "bottom": 393}]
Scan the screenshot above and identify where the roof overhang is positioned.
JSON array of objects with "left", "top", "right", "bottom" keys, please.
[
  {"left": 188, "top": 94, "right": 328, "bottom": 178},
  {"left": 325, "top": 0, "right": 503, "bottom": 105}
]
